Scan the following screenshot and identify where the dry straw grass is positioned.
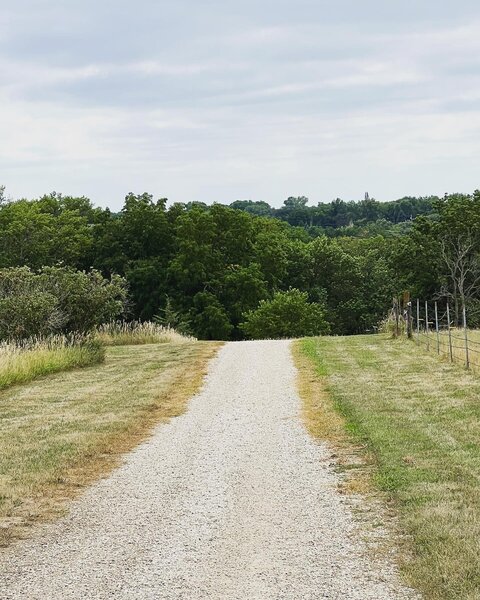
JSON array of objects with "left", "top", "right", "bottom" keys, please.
[
  {"left": 418, "top": 327, "right": 480, "bottom": 371},
  {"left": 95, "top": 320, "right": 195, "bottom": 346}
]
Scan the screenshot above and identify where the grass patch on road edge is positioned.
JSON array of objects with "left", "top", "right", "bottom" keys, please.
[
  {"left": 295, "top": 335, "right": 480, "bottom": 600},
  {"left": 292, "top": 339, "right": 373, "bottom": 495},
  {"left": 0, "top": 341, "right": 221, "bottom": 547}
]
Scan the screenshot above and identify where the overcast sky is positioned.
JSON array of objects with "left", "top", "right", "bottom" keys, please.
[{"left": 1, "top": 1, "right": 480, "bottom": 209}]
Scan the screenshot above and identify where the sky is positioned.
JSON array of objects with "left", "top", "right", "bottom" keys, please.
[{"left": 1, "top": 0, "right": 480, "bottom": 210}]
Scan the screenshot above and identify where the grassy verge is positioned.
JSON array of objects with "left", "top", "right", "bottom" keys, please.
[
  {"left": 0, "top": 341, "right": 220, "bottom": 546},
  {"left": 0, "top": 335, "right": 104, "bottom": 390},
  {"left": 295, "top": 334, "right": 480, "bottom": 600}
]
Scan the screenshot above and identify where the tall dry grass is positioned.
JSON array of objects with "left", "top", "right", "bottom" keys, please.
[
  {"left": 417, "top": 327, "right": 480, "bottom": 370},
  {"left": 95, "top": 321, "right": 195, "bottom": 346},
  {"left": 0, "top": 334, "right": 104, "bottom": 390}
]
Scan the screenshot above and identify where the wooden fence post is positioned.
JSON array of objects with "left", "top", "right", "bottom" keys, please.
[
  {"left": 407, "top": 302, "right": 413, "bottom": 339},
  {"left": 395, "top": 297, "right": 400, "bottom": 338}
]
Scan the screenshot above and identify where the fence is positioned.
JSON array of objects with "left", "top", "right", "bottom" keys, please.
[{"left": 392, "top": 296, "right": 480, "bottom": 370}]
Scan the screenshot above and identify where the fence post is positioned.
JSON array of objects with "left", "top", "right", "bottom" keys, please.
[
  {"left": 394, "top": 297, "right": 400, "bottom": 338},
  {"left": 463, "top": 304, "right": 470, "bottom": 369},
  {"left": 416, "top": 298, "right": 420, "bottom": 344},
  {"left": 446, "top": 302, "right": 453, "bottom": 362},
  {"left": 407, "top": 301, "right": 413, "bottom": 339},
  {"left": 434, "top": 301, "right": 440, "bottom": 354},
  {"left": 425, "top": 300, "right": 430, "bottom": 351}
]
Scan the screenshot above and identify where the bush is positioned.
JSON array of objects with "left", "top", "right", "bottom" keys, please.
[
  {"left": 0, "top": 266, "right": 128, "bottom": 340},
  {"left": 240, "top": 289, "right": 331, "bottom": 339}
]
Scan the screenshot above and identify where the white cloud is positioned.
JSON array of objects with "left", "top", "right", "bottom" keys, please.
[{"left": 1, "top": 4, "right": 480, "bottom": 206}]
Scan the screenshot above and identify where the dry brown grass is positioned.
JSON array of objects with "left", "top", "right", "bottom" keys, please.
[
  {"left": 0, "top": 341, "right": 221, "bottom": 547},
  {"left": 418, "top": 327, "right": 480, "bottom": 372}
]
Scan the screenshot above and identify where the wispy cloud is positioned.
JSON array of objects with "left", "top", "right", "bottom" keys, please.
[{"left": 1, "top": 2, "right": 480, "bottom": 206}]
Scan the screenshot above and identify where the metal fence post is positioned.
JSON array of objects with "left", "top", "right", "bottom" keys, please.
[
  {"left": 446, "top": 302, "right": 453, "bottom": 362},
  {"left": 434, "top": 301, "right": 440, "bottom": 354},
  {"left": 463, "top": 304, "right": 470, "bottom": 369},
  {"left": 416, "top": 298, "right": 420, "bottom": 344},
  {"left": 425, "top": 300, "right": 430, "bottom": 351}
]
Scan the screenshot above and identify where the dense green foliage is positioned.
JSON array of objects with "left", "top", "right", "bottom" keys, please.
[
  {"left": 0, "top": 266, "right": 127, "bottom": 339},
  {"left": 0, "top": 188, "right": 478, "bottom": 339},
  {"left": 394, "top": 191, "right": 480, "bottom": 326},
  {"left": 240, "top": 289, "right": 330, "bottom": 338}
]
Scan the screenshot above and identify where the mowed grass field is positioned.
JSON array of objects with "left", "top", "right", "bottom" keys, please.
[
  {"left": 0, "top": 341, "right": 220, "bottom": 546},
  {"left": 296, "top": 334, "right": 480, "bottom": 600}
]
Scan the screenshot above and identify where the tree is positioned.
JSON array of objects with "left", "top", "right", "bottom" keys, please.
[
  {"left": 0, "top": 197, "right": 93, "bottom": 269},
  {"left": 434, "top": 193, "right": 480, "bottom": 324},
  {"left": 38, "top": 267, "right": 128, "bottom": 332},
  {"left": 404, "top": 193, "right": 480, "bottom": 325},
  {"left": 240, "top": 289, "right": 330, "bottom": 339},
  {"left": 154, "top": 296, "right": 192, "bottom": 335},
  {"left": 191, "top": 292, "right": 233, "bottom": 340},
  {"left": 307, "top": 236, "right": 363, "bottom": 333}
]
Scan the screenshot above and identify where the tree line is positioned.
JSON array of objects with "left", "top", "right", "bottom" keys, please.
[
  {"left": 0, "top": 188, "right": 478, "bottom": 339},
  {"left": 230, "top": 194, "right": 436, "bottom": 235}
]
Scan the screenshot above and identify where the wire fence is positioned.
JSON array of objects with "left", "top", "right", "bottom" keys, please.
[{"left": 392, "top": 296, "right": 479, "bottom": 371}]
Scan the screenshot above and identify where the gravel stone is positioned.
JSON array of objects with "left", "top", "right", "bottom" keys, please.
[{"left": 0, "top": 340, "right": 419, "bottom": 599}]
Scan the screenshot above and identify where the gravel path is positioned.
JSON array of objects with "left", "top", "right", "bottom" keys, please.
[{"left": 1, "top": 340, "right": 418, "bottom": 599}]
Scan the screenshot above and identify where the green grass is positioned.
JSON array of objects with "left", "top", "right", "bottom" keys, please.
[
  {"left": 0, "top": 341, "right": 220, "bottom": 546},
  {"left": 297, "top": 334, "right": 480, "bottom": 600},
  {"left": 0, "top": 335, "right": 104, "bottom": 390}
]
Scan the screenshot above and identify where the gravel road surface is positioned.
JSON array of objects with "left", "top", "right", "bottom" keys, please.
[{"left": 0, "top": 340, "right": 418, "bottom": 599}]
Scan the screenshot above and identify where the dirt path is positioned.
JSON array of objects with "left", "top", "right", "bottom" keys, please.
[{"left": 0, "top": 340, "right": 418, "bottom": 599}]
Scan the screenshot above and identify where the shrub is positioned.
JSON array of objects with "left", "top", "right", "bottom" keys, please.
[
  {"left": 240, "top": 289, "right": 331, "bottom": 339},
  {"left": 0, "top": 266, "right": 128, "bottom": 340}
]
